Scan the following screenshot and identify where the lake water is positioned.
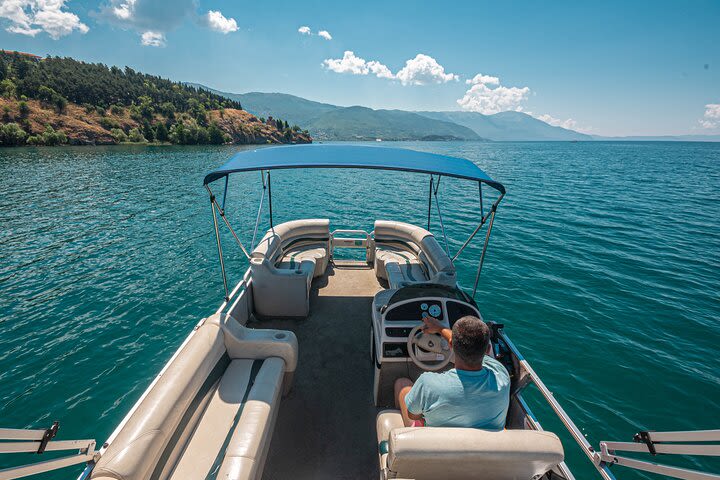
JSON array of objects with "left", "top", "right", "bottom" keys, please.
[{"left": 1, "top": 142, "right": 718, "bottom": 479}]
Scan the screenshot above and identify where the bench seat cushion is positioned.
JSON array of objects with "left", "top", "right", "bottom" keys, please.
[
  {"left": 375, "top": 248, "right": 428, "bottom": 289},
  {"left": 169, "top": 359, "right": 256, "bottom": 479},
  {"left": 218, "top": 357, "right": 285, "bottom": 480}
]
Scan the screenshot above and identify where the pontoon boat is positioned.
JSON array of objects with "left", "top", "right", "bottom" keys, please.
[{"left": 1, "top": 145, "right": 718, "bottom": 480}]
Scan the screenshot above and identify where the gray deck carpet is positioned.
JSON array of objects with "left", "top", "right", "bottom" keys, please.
[{"left": 248, "top": 263, "right": 384, "bottom": 480}]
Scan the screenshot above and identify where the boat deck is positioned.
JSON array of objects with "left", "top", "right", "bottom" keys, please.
[{"left": 248, "top": 262, "right": 384, "bottom": 480}]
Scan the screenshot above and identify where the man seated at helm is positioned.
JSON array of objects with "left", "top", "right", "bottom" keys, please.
[{"left": 394, "top": 315, "right": 510, "bottom": 429}]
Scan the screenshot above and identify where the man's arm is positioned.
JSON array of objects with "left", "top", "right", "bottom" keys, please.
[
  {"left": 423, "top": 316, "right": 451, "bottom": 343},
  {"left": 398, "top": 384, "right": 424, "bottom": 424}
]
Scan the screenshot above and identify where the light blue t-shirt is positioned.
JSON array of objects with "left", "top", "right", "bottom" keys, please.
[{"left": 404, "top": 356, "right": 510, "bottom": 430}]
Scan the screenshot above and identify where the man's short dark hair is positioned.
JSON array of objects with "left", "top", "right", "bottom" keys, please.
[{"left": 451, "top": 316, "right": 490, "bottom": 367}]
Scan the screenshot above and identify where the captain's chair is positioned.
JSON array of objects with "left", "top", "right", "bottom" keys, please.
[{"left": 376, "top": 411, "right": 564, "bottom": 480}]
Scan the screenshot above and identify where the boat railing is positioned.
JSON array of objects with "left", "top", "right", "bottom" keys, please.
[
  {"left": 329, "top": 229, "right": 372, "bottom": 263},
  {"left": 500, "top": 330, "right": 720, "bottom": 480},
  {"left": 0, "top": 423, "right": 96, "bottom": 480}
]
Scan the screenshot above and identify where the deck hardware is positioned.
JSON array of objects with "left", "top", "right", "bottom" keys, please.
[
  {"left": 36, "top": 421, "right": 59, "bottom": 454},
  {"left": 634, "top": 431, "right": 657, "bottom": 455}
]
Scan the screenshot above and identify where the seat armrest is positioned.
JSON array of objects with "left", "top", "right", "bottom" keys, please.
[{"left": 208, "top": 313, "right": 298, "bottom": 373}]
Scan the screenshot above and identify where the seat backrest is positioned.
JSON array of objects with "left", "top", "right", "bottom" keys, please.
[
  {"left": 92, "top": 323, "right": 227, "bottom": 480},
  {"left": 387, "top": 428, "right": 564, "bottom": 480},
  {"left": 374, "top": 220, "right": 430, "bottom": 248},
  {"left": 419, "top": 236, "right": 454, "bottom": 275},
  {"left": 251, "top": 219, "right": 330, "bottom": 261},
  {"left": 374, "top": 221, "right": 454, "bottom": 277}
]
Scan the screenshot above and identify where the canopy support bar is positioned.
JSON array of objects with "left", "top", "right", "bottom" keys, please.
[
  {"left": 251, "top": 171, "right": 268, "bottom": 250},
  {"left": 452, "top": 191, "right": 504, "bottom": 262},
  {"left": 221, "top": 175, "right": 229, "bottom": 211},
  {"left": 427, "top": 175, "right": 433, "bottom": 230},
  {"left": 479, "top": 182, "right": 484, "bottom": 219},
  {"left": 268, "top": 171, "right": 274, "bottom": 228},
  {"left": 208, "top": 188, "right": 250, "bottom": 259},
  {"left": 432, "top": 176, "right": 451, "bottom": 257},
  {"left": 472, "top": 205, "right": 496, "bottom": 299},
  {"left": 208, "top": 188, "right": 229, "bottom": 302}
]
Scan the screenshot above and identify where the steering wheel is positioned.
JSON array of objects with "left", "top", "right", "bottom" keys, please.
[{"left": 407, "top": 325, "right": 453, "bottom": 371}]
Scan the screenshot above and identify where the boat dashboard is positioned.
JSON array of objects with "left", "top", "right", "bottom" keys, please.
[{"left": 371, "top": 288, "right": 481, "bottom": 363}]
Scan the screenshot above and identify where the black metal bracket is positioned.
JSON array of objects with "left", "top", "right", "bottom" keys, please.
[
  {"left": 37, "top": 421, "right": 59, "bottom": 454},
  {"left": 488, "top": 321, "right": 505, "bottom": 339},
  {"left": 634, "top": 430, "right": 657, "bottom": 455}
]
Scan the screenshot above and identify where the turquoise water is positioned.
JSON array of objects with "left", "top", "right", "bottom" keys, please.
[{"left": 1, "top": 142, "right": 718, "bottom": 479}]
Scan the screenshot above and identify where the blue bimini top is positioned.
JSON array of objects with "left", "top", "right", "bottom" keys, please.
[{"left": 203, "top": 144, "right": 505, "bottom": 193}]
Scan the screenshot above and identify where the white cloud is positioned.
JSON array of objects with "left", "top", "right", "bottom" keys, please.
[
  {"left": 111, "top": 0, "right": 134, "bottom": 20},
  {"left": 367, "top": 60, "right": 394, "bottom": 79},
  {"left": 317, "top": 29, "right": 332, "bottom": 40},
  {"left": 457, "top": 75, "right": 530, "bottom": 114},
  {"left": 323, "top": 51, "right": 457, "bottom": 85},
  {"left": 705, "top": 104, "right": 720, "bottom": 119},
  {"left": 298, "top": 25, "right": 310, "bottom": 35},
  {"left": 395, "top": 54, "right": 458, "bottom": 86},
  {"left": 465, "top": 73, "right": 500, "bottom": 86},
  {"left": 204, "top": 10, "right": 237, "bottom": 34},
  {"left": 323, "top": 51, "right": 379, "bottom": 75},
  {"left": 699, "top": 104, "right": 720, "bottom": 129},
  {"left": 141, "top": 30, "right": 165, "bottom": 47},
  {"left": 1, "top": 0, "right": 88, "bottom": 39}
]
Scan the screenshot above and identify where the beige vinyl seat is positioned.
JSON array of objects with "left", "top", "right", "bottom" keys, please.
[
  {"left": 376, "top": 410, "right": 564, "bottom": 480},
  {"left": 374, "top": 220, "right": 456, "bottom": 290},
  {"left": 250, "top": 219, "right": 330, "bottom": 317},
  {"left": 91, "top": 313, "right": 298, "bottom": 480}
]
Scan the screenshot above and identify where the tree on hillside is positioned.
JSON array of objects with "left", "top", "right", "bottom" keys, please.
[
  {"left": 0, "top": 123, "right": 27, "bottom": 145},
  {"left": 208, "top": 122, "right": 226, "bottom": 144},
  {"left": 155, "top": 122, "right": 169, "bottom": 142}
]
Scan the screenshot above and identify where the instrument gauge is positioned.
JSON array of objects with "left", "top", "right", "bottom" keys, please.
[{"left": 428, "top": 304, "right": 441, "bottom": 318}]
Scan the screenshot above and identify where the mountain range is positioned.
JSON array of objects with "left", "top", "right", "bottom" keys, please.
[
  {"left": 193, "top": 85, "right": 720, "bottom": 143},
  {"left": 192, "top": 85, "right": 592, "bottom": 142}
]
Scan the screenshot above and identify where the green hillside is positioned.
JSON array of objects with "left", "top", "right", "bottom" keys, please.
[
  {"left": 0, "top": 52, "right": 309, "bottom": 146},
  {"left": 304, "top": 106, "right": 482, "bottom": 141},
  {"left": 197, "top": 88, "right": 339, "bottom": 126}
]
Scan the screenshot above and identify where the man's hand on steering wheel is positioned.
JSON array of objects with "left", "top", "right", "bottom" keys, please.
[{"left": 422, "top": 316, "right": 444, "bottom": 334}]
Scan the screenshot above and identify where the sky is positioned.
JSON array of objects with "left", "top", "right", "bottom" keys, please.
[{"left": 0, "top": 0, "right": 719, "bottom": 136}]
